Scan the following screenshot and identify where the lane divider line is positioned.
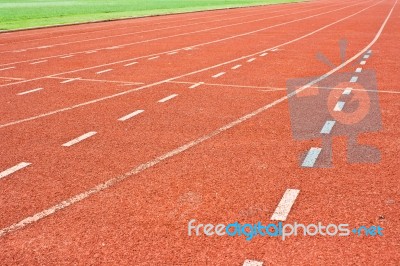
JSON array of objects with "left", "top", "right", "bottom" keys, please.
[
  {"left": 158, "top": 94, "right": 178, "bottom": 103},
  {"left": 30, "top": 60, "right": 47, "bottom": 65},
  {"left": 60, "top": 78, "right": 80, "bottom": 84},
  {"left": 231, "top": 64, "right": 242, "bottom": 70},
  {"left": 355, "top": 67, "right": 362, "bottom": 73},
  {"left": 118, "top": 109, "right": 144, "bottom": 121},
  {"left": 271, "top": 189, "right": 300, "bottom": 221},
  {"left": 247, "top": 58, "right": 256, "bottom": 62},
  {"left": 260, "top": 52, "right": 268, "bottom": 57},
  {"left": 0, "top": 162, "right": 31, "bottom": 180},
  {"left": 363, "top": 54, "right": 370, "bottom": 59},
  {"left": 124, "top": 61, "right": 138, "bottom": 67},
  {"left": 17, "top": 88, "right": 43, "bottom": 95},
  {"left": 360, "top": 60, "right": 366, "bottom": 65},
  {"left": 62, "top": 132, "right": 97, "bottom": 147},
  {"left": 301, "top": 147, "right": 322, "bottom": 168},
  {"left": 148, "top": 56, "right": 160, "bottom": 60},
  {"left": 60, "top": 55, "right": 73, "bottom": 59},
  {"left": 333, "top": 101, "right": 345, "bottom": 111},
  {"left": 0, "top": 66, "right": 15, "bottom": 72},
  {"left": 167, "top": 51, "right": 178, "bottom": 55},
  {"left": 37, "top": 45, "right": 52, "bottom": 49},
  {"left": 350, "top": 76, "right": 358, "bottom": 83},
  {"left": 212, "top": 72, "right": 225, "bottom": 78},
  {"left": 320, "top": 120, "right": 336, "bottom": 134},
  {"left": 96, "top": 69, "right": 112, "bottom": 75},
  {"left": 342, "top": 87, "right": 352, "bottom": 95},
  {"left": 189, "top": 82, "right": 204, "bottom": 89},
  {"left": 243, "top": 260, "right": 263, "bottom": 266}
]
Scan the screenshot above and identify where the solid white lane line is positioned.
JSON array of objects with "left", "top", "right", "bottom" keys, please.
[
  {"left": 271, "top": 48, "right": 278, "bottom": 51},
  {"left": 260, "top": 52, "right": 268, "bottom": 57},
  {"left": 333, "top": 101, "right": 345, "bottom": 111},
  {"left": 247, "top": 58, "right": 256, "bottom": 62},
  {"left": 212, "top": 72, "right": 225, "bottom": 78},
  {"left": 85, "top": 50, "right": 97, "bottom": 54},
  {"left": 118, "top": 109, "right": 144, "bottom": 121},
  {"left": 355, "top": 67, "right": 362, "bottom": 73},
  {"left": 17, "top": 88, "right": 43, "bottom": 95},
  {"left": 60, "top": 78, "right": 80, "bottom": 84},
  {"left": 243, "top": 260, "right": 263, "bottom": 266},
  {"left": 342, "top": 87, "right": 352, "bottom": 95},
  {"left": 0, "top": 66, "right": 15, "bottom": 71},
  {"left": 363, "top": 54, "right": 370, "bottom": 59},
  {"left": 148, "top": 56, "right": 160, "bottom": 60},
  {"left": 13, "top": 49, "right": 27, "bottom": 53},
  {"left": 271, "top": 189, "right": 300, "bottom": 221},
  {"left": 62, "top": 132, "right": 97, "bottom": 147},
  {"left": 60, "top": 55, "right": 73, "bottom": 59},
  {"left": 350, "top": 76, "right": 358, "bottom": 83},
  {"left": 37, "top": 45, "right": 52, "bottom": 49},
  {"left": 189, "top": 82, "right": 204, "bottom": 89},
  {"left": 301, "top": 148, "right": 322, "bottom": 168},
  {"left": 30, "top": 60, "right": 47, "bottom": 65},
  {"left": 124, "top": 61, "right": 138, "bottom": 67},
  {"left": 320, "top": 120, "right": 336, "bottom": 134},
  {"left": 96, "top": 69, "right": 112, "bottom": 74},
  {"left": 158, "top": 94, "right": 178, "bottom": 103},
  {"left": 0, "top": 162, "right": 31, "bottom": 180},
  {"left": 167, "top": 51, "right": 178, "bottom": 55},
  {"left": 231, "top": 64, "right": 242, "bottom": 70},
  {"left": 360, "top": 60, "right": 366, "bottom": 65}
]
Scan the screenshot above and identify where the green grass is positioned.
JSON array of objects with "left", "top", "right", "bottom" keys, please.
[{"left": 0, "top": 0, "right": 301, "bottom": 31}]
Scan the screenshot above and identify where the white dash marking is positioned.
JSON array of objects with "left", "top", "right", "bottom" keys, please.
[
  {"left": 30, "top": 60, "right": 47, "bottom": 65},
  {"left": 0, "top": 162, "right": 31, "bottom": 180},
  {"left": 271, "top": 189, "right": 300, "bottom": 221},
  {"left": 212, "top": 72, "right": 225, "bottom": 78},
  {"left": 247, "top": 58, "right": 256, "bottom": 62},
  {"left": 231, "top": 64, "right": 241, "bottom": 70},
  {"left": 60, "top": 55, "right": 73, "bottom": 59},
  {"left": 60, "top": 78, "right": 79, "bottom": 84},
  {"left": 0, "top": 66, "right": 15, "bottom": 72},
  {"left": 17, "top": 88, "right": 43, "bottom": 95},
  {"left": 243, "top": 259, "right": 263, "bottom": 266},
  {"left": 13, "top": 49, "right": 27, "bottom": 53},
  {"left": 37, "top": 45, "right": 52, "bottom": 49},
  {"left": 158, "top": 94, "right": 178, "bottom": 103},
  {"left": 124, "top": 61, "right": 138, "bottom": 67},
  {"left": 320, "top": 120, "right": 336, "bottom": 134},
  {"left": 62, "top": 131, "right": 97, "bottom": 147},
  {"left": 342, "top": 87, "right": 352, "bottom": 95},
  {"left": 355, "top": 67, "right": 362, "bottom": 73},
  {"left": 333, "top": 101, "right": 345, "bottom": 111},
  {"left": 260, "top": 52, "right": 268, "bottom": 57},
  {"left": 167, "top": 51, "right": 178, "bottom": 55},
  {"left": 118, "top": 109, "right": 144, "bottom": 121},
  {"left": 271, "top": 48, "right": 278, "bottom": 51},
  {"left": 96, "top": 69, "right": 112, "bottom": 74},
  {"left": 350, "top": 76, "right": 358, "bottom": 83},
  {"left": 367, "top": 50, "right": 372, "bottom": 54},
  {"left": 85, "top": 50, "right": 97, "bottom": 54},
  {"left": 301, "top": 147, "right": 322, "bottom": 168},
  {"left": 189, "top": 82, "right": 204, "bottom": 89},
  {"left": 148, "top": 56, "right": 160, "bottom": 60},
  {"left": 363, "top": 54, "right": 370, "bottom": 59},
  {"left": 360, "top": 60, "right": 366, "bottom": 65}
]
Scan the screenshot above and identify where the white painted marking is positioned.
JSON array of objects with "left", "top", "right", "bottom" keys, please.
[
  {"left": 118, "top": 109, "right": 144, "bottom": 121},
  {"left": 320, "top": 120, "right": 336, "bottom": 134},
  {"left": 260, "top": 52, "right": 268, "bottom": 57},
  {"left": 189, "top": 82, "right": 204, "bottom": 89},
  {"left": 37, "top": 45, "right": 52, "bottom": 49},
  {"left": 158, "top": 94, "right": 178, "bottom": 103},
  {"left": 0, "top": 66, "right": 15, "bottom": 72},
  {"left": 350, "top": 76, "right": 358, "bottom": 83},
  {"left": 85, "top": 50, "right": 97, "bottom": 54},
  {"left": 212, "top": 72, "right": 225, "bottom": 78},
  {"left": 271, "top": 48, "right": 278, "bottom": 51},
  {"left": 96, "top": 69, "right": 112, "bottom": 74},
  {"left": 148, "top": 56, "right": 160, "bottom": 60},
  {"left": 124, "top": 61, "right": 138, "bottom": 67},
  {"left": 60, "top": 78, "right": 79, "bottom": 84},
  {"left": 0, "top": 162, "right": 31, "bottom": 180},
  {"left": 106, "top": 46, "right": 120, "bottom": 50},
  {"left": 231, "top": 64, "right": 242, "bottom": 70},
  {"left": 17, "top": 88, "right": 43, "bottom": 95},
  {"left": 62, "top": 132, "right": 97, "bottom": 147},
  {"left": 302, "top": 148, "right": 322, "bottom": 167},
  {"left": 167, "top": 51, "right": 178, "bottom": 55},
  {"left": 60, "top": 55, "right": 73, "bottom": 59},
  {"left": 247, "top": 58, "right": 256, "bottom": 62},
  {"left": 355, "top": 67, "right": 362, "bottom": 73},
  {"left": 243, "top": 260, "right": 263, "bottom": 266},
  {"left": 271, "top": 189, "right": 300, "bottom": 221},
  {"left": 183, "top": 47, "right": 193, "bottom": 50},
  {"left": 333, "top": 101, "right": 345, "bottom": 111},
  {"left": 13, "top": 49, "right": 27, "bottom": 53},
  {"left": 367, "top": 50, "right": 372, "bottom": 54},
  {"left": 30, "top": 60, "right": 47, "bottom": 65},
  {"left": 343, "top": 87, "right": 352, "bottom": 95},
  {"left": 360, "top": 60, "right": 366, "bottom": 65},
  {"left": 363, "top": 54, "right": 370, "bottom": 59}
]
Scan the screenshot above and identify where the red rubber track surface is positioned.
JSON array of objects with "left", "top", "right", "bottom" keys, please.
[{"left": 0, "top": 0, "right": 399, "bottom": 264}]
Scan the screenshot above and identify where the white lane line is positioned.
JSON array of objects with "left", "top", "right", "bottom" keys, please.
[
  {"left": 350, "top": 76, "right": 358, "bottom": 83},
  {"left": 158, "top": 94, "right": 178, "bottom": 103},
  {"left": 0, "top": 162, "right": 31, "bottom": 180},
  {"left": 247, "top": 58, "right": 256, "bottom": 62},
  {"left": 355, "top": 67, "right": 362, "bottom": 73},
  {"left": 60, "top": 55, "right": 73, "bottom": 59},
  {"left": 37, "top": 45, "right": 52, "bottom": 49},
  {"left": 271, "top": 48, "right": 278, "bottom": 51},
  {"left": 301, "top": 148, "right": 322, "bottom": 168},
  {"left": 62, "top": 132, "right": 97, "bottom": 147},
  {"left": 96, "top": 69, "right": 112, "bottom": 74},
  {"left": 106, "top": 46, "right": 121, "bottom": 50},
  {"left": 363, "top": 54, "right": 370, "bottom": 59},
  {"left": 271, "top": 189, "right": 300, "bottom": 221},
  {"left": 212, "top": 72, "right": 225, "bottom": 78},
  {"left": 360, "top": 60, "right": 366, "bottom": 65},
  {"left": 333, "top": 101, "right": 345, "bottom": 111},
  {"left": 183, "top": 47, "right": 194, "bottom": 50},
  {"left": 342, "top": 87, "right": 352, "bottom": 95},
  {"left": 367, "top": 50, "right": 372, "bottom": 54},
  {"left": 260, "top": 52, "right": 268, "bottom": 57},
  {"left": 13, "top": 49, "right": 27, "bottom": 53},
  {"left": 0, "top": 66, "right": 15, "bottom": 72},
  {"left": 167, "top": 51, "right": 178, "bottom": 55},
  {"left": 148, "top": 56, "right": 160, "bottom": 60},
  {"left": 60, "top": 78, "right": 80, "bottom": 84},
  {"left": 243, "top": 260, "right": 263, "bottom": 266},
  {"left": 85, "top": 50, "right": 97, "bottom": 54},
  {"left": 30, "top": 60, "right": 47, "bottom": 65},
  {"left": 118, "top": 109, "right": 144, "bottom": 121},
  {"left": 17, "top": 88, "right": 43, "bottom": 95},
  {"left": 320, "top": 120, "right": 336, "bottom": 134},
  {"left": 189, "top": 82, "right": 204, "bottom": 89},
  {"left": 124, "top": 61, "right": 138, "bottom": 67},
  {"left": 231, "top": 64, "right": 242, "bottom": 70}
]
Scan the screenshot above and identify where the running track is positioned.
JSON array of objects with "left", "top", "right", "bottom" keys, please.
[{"left": 0, "top": 0, "right": 399, "bottom": 264}]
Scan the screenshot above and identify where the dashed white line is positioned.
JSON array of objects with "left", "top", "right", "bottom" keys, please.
[
  {"left": 148, "top": 56, "right": 160, "bottom": 60},
  {"left": 243, "top": 260, "right": 263, "bottom": 266},
  {"left": 189, "top": 82, "right": 204, "bottom": 89},
  {"left": 320, "top": 120, "right": 336, "bottom": 134},
  {"left": 158, "top": 94, "right": 178, "bottom": 103},
  {"left": 301, "top": 147, "right": 322, "bottom": 168},
  {"left": 0, "top": 66, "right": 15, "bottom": 72},
  {"left": 355, "top": 67, "right": 362, "bottom": 73},
  {"left": 247, "top": 58, "right": 256, "bottom": 62},
  {"left": 0, "top": 162, "right": 31, "bottom": 180},
  {"left": 333, "top": 101, "right": 345, "bottom": 111},
  {"left": 212, "top": 72, "right": 225, "bottom": 78},
  {"left": 360, "top": 60, "right": 366, "bottom": 65},
  {"left": 60, "top": 78, "right": 80, "bottom": 84},
  {"left": 367, "top": 50, "right": 372, "bottom": 54},
  {"left": 271, "top": 189, "right": 300, "bottom": 221},
  {"left": 17, "top": 87, "right": 43, "bottom": 95},
  {"left": 363, "top": 54, "right": 370, "bottom": 59},
  {"left": 124, "top": 61, "right": 138, "bottom": 67},
  {"left": 118, "top": 109, "right": 144, "bottom": 121},
  {"left": 96, "top": 69, "right": 112, "bottom": 74},
  {"left": 62, "top": 131, "right": 97, "bottom": 147},
  {"left": 231, "top": 64, "right": 242, "bottom": 70},
  {"left": 342, "top": 87, "right": 352, "bottom": 95},
  {"left": 260, "top": 52, "right": 268, "bottom": 57},
  {"left": 350, "top": 76, "right": 358, "bottom": 83},
  {"left": 30, "top": 60, "right": 47, "bottom": 65}
]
